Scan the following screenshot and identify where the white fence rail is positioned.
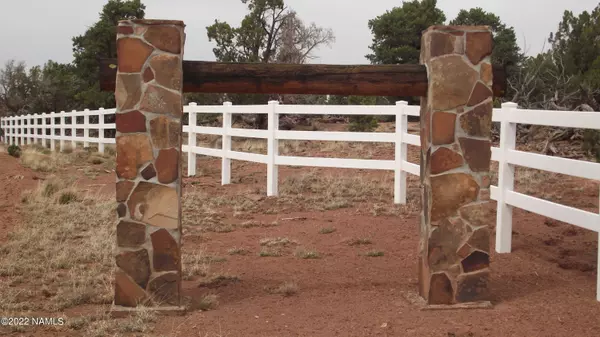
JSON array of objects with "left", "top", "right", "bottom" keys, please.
[
  {"left": 183, "top": 100, "right": 419, "bottom": 203},
  {"left": 1, "top": 102, "right": 600, "bottom": 300}
]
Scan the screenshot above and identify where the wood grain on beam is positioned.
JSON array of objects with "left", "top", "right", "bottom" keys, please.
[{"left": 99, "top": 59, "right": 507, "bottom": 97}]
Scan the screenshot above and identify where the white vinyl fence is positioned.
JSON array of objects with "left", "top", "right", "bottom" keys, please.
[
  {"left": 0, "top": 108, "right": 116, "bottom": 153},
  {"left": 183, "top": 101, "right": 420, "bottom": 204},
  {"left": 1, "top": 102, "right": 599, "bottom": 300}
]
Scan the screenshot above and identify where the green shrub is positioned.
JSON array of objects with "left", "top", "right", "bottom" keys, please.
[
  {"left": 348, "top": 116, "right": 378, "bottom": 132},
  {"left": 89, "top": 156, "right": 104, "bottom": 165},
  {"left": 8, "top": 145, "right": 21, "bottom": 158},
  {"left": 583, "top": 130, "right": 600, "bottom": 162}
]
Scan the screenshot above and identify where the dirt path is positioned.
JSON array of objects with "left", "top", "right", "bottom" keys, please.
[{"left": 0, "top": 149, "right": 39, "bottom": 243}]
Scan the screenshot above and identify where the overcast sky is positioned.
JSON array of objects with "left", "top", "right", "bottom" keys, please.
[{"left": 0, "top": 0, "right": 598, "bottom": 68}]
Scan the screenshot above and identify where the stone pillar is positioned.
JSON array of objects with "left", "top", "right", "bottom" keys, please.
[
  {"left": 418, "top": 25, "right": 494, "bottom": 305},
  {"left": 113, "top": 19, "right": 185, "bottom": 310}
]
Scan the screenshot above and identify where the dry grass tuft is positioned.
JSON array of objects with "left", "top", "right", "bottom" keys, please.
[
  {"left": 267, "top": 281, "right": 299, "bottom": 297},
  {"left": 259, "top": 248, "right": 283, "bottom": 257},
  {"left": 347, "top": 238, "right": 373, "bottom": 246},
  {"left": 194, "top": 294, "right": 219, "bottom": 311},
  {"left": 319, "top": 227, "right": 336, "bottom": 234},
  {"left": 294, "top": 248, "right": 321, "bottom": 259},
  {"left": 259, "top": 237, "right": 297, "bottom": 247},
  {"left": 228, "top": 247, "right": 250, "bottom": 255},
  {"left": 365, "top": 250, "right": 385, "bottom": 257},
  {"left": 198, "top": 274, "right": 240, "bottom": 288},
  {"left": 182, "top": 250, "right": 211, "bottom": 280}
]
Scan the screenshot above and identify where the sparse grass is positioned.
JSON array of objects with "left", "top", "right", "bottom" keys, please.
[
  {"left": 228, "top": 247, "right": 249, "bottom": 255},
  {"left": 19, "top": 145, "right": 115, "bottom": 172},
  {"left": 259, "top": 248, "right": 283, "bottom": 257},
  {"left": 182, "top": 250, "right": 211, "bottom": 280},
  {"left": 267, "top": 282, "right": 299, "bottom": 297},
  {"left": 295, "top": 248, "right": 321, "bottom": 259},
  {"left": 195, "top": 294, "right": 219, "bottom": 311},
  {"left": 319, "top": 227, "right": 336, "bottom": 234},
  {"left": 115, "top": 308, "right": 157, "bottom": 333},
  {"left": 279, "top": 170, "right": 395, "bottom": 211},
  {"left": 202, "top": 220, "right": 236, "bottom": 233},
  {"left": 76, "top": 308, "right": 156, "bottom": 336},
  {"left": 259, "top": 237, "right": 297, "bottom": 247},
  {"left": 232, "top": 138, "right": 267, "bottom": 154},
  {"left": 240, "top": 220, "right": 262, "bottom": 228},
  {"left": 365, "top": 250, "right": 385, "bottom": 257},
  {"left": 239, "top": 220, "right": 280, "bottom": 228},
  {"left": 347, "top": 238, "right": 373, "bottom": 246},
  {"left": 198, "top": 274, "right": 241, "bottom": 288},
  {"left": 182, "top": 189, "right": 260, "bottom": 230},
  {"left": 0, "top": 176, "right": 114, "bottom": 313}
]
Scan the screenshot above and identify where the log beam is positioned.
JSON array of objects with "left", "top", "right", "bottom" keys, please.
[{"left": 99, "top": 59, "right": 507, "bottom": 97}]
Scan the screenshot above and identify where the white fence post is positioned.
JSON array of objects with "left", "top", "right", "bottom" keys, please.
[
  {"left": 19, "top": 116, "right": 24, "bottom": 146},
  {"left": 495, "top": 102, "right": 518, "bottom": 253},
  {"left": 14, "top": 117, "right": 18, "bottom": 146},
  {"left": 22, "top": 116, "right": 28, "bottom": 146},
  {"left": 41, "top": 113, "right": 47, "bottom": 148},
  {"left": 27, "top": 114, "right": 35, "bottom": 144},
  {"left": 50, "top": 112, "right": 56, "bottom": 151},
  {"left": 14, "top": 117, "right": 18, "bottom": 145},
  {"left": 222, "top": 101, "right": 233, "bottom": 185},
  {"left": 31, "top": 114, "right": 37, "bottom": 145},
  {"left": 597, "top": 187, "right": 600, "bottom": 302},
  {"left": 71, "top": 110, "right": 77, "bottom": 148},
  {"left": 59, "top": 111, "right": 66, "bottom": 151},
  {"left": 0, "top": 118, "right": 4, "bottom": 143},
  {"left": 11, "top": 117, "right": 15, "bottom": 145},
  {"left": 395, "top": 101, "right": 408, "bottom": 204},
  {"left": 25, "top": 115, "right": 30, "bottom": 145},
  {"left": 187, "top": 102, "right": 197, "bottom": 177},
  {"left": 98, "top": 108, "right": 105, "bottom": 153},
  {"left": 83, "top": 109, "right": 90, "bottom": 148},
  {"left": 267, "top": 100, "right": 279, "bottom": 197}
]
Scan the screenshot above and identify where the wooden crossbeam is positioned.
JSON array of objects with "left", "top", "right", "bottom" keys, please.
[{"left": 99, "top": 59, "right": 507, "bottom": 97}]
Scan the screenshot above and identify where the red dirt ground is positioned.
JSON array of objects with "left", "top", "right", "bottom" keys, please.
[
  {"left": 1, "top": 142, "right": 599, "bottom": 336},
  {"left": 162, "top": 160, "right": 600, "bottom": 337},
  {"left": 0, "top": 149, "right": 39, "bottom": 243}
]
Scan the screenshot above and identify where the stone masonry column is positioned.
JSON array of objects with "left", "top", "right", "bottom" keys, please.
[
  {"left": 113, "top": 19, "right": 185, "bottom": 310},
  {"left": 418, "top": 25, "right": 494, "bottom": 305}
]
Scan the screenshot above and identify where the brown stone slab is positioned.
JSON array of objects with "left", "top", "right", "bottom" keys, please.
[
  {"left": 116, "top": 39, "right": 153, "bottom": 73},
  {"left": 127, "top": 182, "right": 179, "bottom": 229},
  {"left": 114, "top": 269, "right": 149, "bottom": 307}
]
